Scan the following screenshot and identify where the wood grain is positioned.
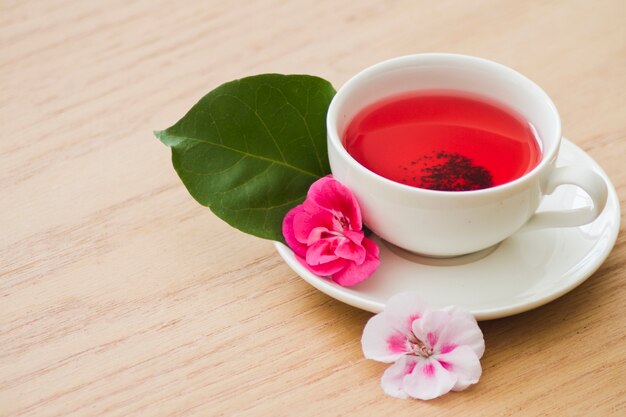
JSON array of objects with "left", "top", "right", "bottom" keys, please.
[{"left": 1, "top": 0, "right": 625, "bottom": 416}]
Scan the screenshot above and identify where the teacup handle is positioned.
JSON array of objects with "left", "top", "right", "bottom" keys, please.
[{"left": 520, "top": 166, "right": 608, "bottom": 232}]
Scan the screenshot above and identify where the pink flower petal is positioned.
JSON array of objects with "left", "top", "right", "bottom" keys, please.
[
  {"left": 402, "top": 359, "right": 457, "bottom": 400},
  {"left": 380, "top": 356, "right": 416, "bottom": 399},
  {"left": 306, "top": 226, "right": 330, "bottom": 246},
  {"left": 442, "top": 305, "right": 476, "bottom": 323},
  {"left": 432, "top": 307, "right": 485, "bottom": 359},
  {"left": 343, "top": 229, "right": 364, "bottom": 245},
  {"left": 411, "top": 310, "right": 450, "bottom": 350},
  {"left": 293, "top": 209, "right": 334, "bottom": 244},
  {"left": 412, "top": 308, "right": 483, "bottom": 358},
  {"left": 282, "top": 205, "right": 308, "bottom": 257},
  {"left": 383, "top": 293, "right": 428, "bottom": 334},
  {"left": 437, "top": 345, "right": 482, "bottom": 391},
  {"left": 296, "top": 254, "right": 347, "bottom": 277},
  {"left": 362, "top": 313, "right": 409, "bottom": 363},
  {"left": 331, "top": 239, "right": 380, "bottom": 287},
  {"left": 305, "top": 239, "right": 339, "bottom": 265},
  {"left": 306, "top": 175, "right": 362, "bottom": 231},
  {"left": 361, "top": 236, "right": 379, "bottom": 258},
  {"left": 292, "top": 210, "right": 314, "bottom": 244},
  {"left": 334, "top": 237, "right": 366, "bottom": 263}
]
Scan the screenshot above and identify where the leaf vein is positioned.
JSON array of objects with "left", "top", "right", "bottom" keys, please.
[
  {"left": 163, "top": 133, "right": 319, "bottom": 178},
  {"left": 269, "top": 85, "right": 326, "bottom": 175},
  {"left": 223, "top": 92, "right": 287, "bottom": 163}
]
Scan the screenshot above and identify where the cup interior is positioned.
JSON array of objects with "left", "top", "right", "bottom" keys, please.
[{"left": 327, "top": 54, "right": 561, "bottom": 185}]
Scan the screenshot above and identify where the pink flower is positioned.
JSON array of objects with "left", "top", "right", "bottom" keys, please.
[
  {"left": 282, "top": 175, "right": 380, "bottom": 287},
  {"left": 361, "top": 293, "right": 485, "bottom": 400}
]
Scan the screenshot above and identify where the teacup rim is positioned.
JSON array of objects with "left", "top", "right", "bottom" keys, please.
[{"left": 326, "top": 52, "right": 562, "bottom": 197}]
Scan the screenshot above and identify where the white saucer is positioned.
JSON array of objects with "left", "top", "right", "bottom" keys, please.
[{"left": 275, "top": 139, "right": 620, "bottom": 320}]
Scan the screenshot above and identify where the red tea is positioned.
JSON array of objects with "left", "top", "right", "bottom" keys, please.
[{"left": 343, "top": 91, "right": 542, "bottom": 191}]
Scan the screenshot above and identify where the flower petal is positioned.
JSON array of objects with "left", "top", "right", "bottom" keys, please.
[
  {"left": 383, "top": 292, "right": 428, "bottom": 335},
  {"left": 362, "top": 312, "right": 410, "bottom": 363},
  {"left": 411, "top": 308, "right": 484, "bottom": 359},
  {"left": 306, "top": 176, "right": 362, "bottom": 231},
  {"left": 361, "top": 236, "right": 379, "bottom": 258},
  {"left": 293, "top": 209, "right": 334, "bottom": 244},
  {"left": 402, "top": 359, "right": 457, "bottom": 400},
  {"left": 282, "top": 205, "right": 308, "bottom": 257},
  {"left": 411, "top": 310, "right": 450, "bottom": 351},
  {"left": 380, "top": 356, "right": 417, "bottom": 399},
  {"left": 343, "top": 229, "right": 364, "bottom": 245},
  {"left": 306, "top": 239, "right": 339, "bottom": 265},
  {"left": 334, "top": 237, "right": 366, "bottom": 263},
  {"left": 296, "top": 254, "right": 347, "bottom": 277},
  {"left": 331, "top": 239, "right": 380, "bottom": 287},
  {"left": 430, "top": 307, "right": 485, "bottom": 358},
  {"left": 437, "top": 345, "right": 482, "bottom": 391},
  {"left": 306, "top": 226, "right": 330, "bottom": 246}
]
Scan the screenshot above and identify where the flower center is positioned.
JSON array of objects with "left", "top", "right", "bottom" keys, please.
[
  {"left": 332, "top": 211, "right": 350, "bottom": 230},
  {"left": 338, "top": 215, "right": 350, "bottom": 229},
  {"left": 407, "top": 333, "right": 433, "bottom": 358}
]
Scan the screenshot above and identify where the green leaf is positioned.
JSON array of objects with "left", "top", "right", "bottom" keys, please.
[{"left": 155, "top": 74, "right": 335, "bottom": 242}]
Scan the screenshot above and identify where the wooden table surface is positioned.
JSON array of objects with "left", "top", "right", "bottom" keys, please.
[{"left": 2, "top": 1, "right": 625, "bottom": 416}]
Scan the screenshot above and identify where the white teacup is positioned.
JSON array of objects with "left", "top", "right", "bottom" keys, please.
[{"left": 327, "top": 53, "right": 608, "bottom": 257}]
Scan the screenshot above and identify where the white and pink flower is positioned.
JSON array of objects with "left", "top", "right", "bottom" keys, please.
[
  {"left": 282, "top": 175, "right": 380, "bottom": 287},
  {"left": 362, "top": 293, "right": 485, "bottom": 400}
]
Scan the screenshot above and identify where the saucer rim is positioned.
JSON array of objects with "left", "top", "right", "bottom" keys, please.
[{"left": 274, "top": 138, "right": 621, "bottom": 320}]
